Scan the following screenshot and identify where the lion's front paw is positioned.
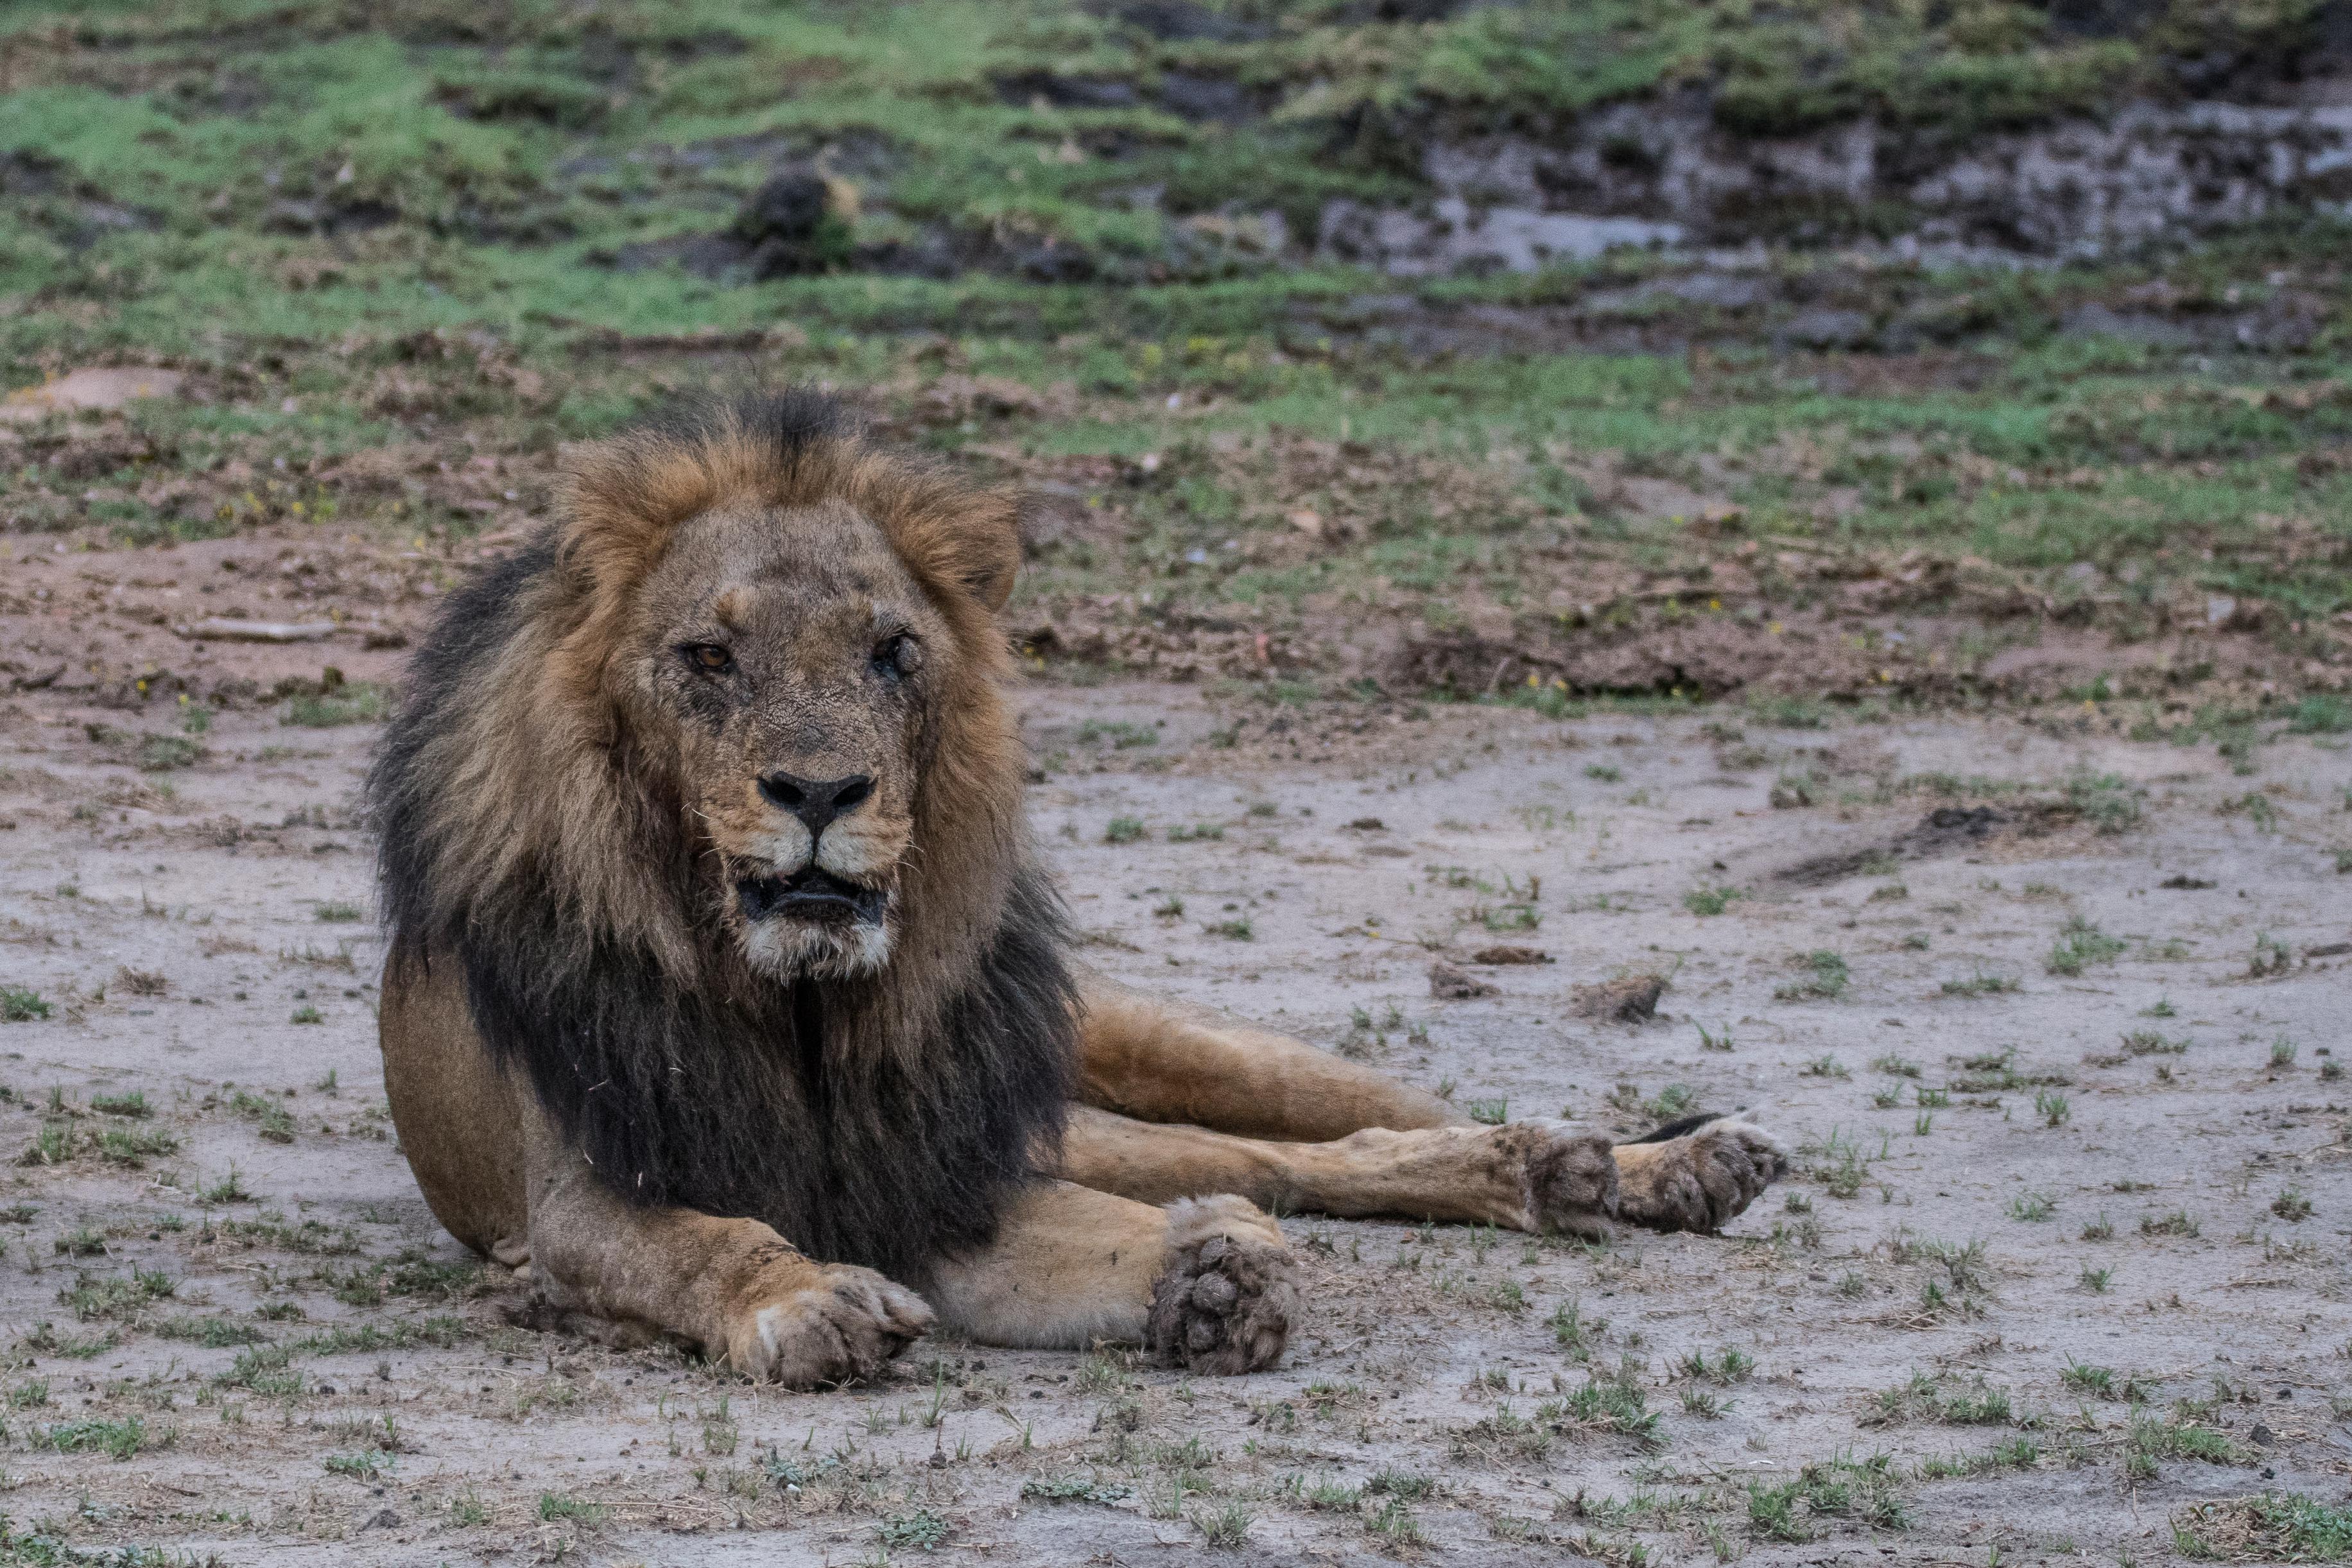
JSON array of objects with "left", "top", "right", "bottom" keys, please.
[
  {"left": 1614, "top": 1114, "right": 1787, "bottom": 1234},
  {"left": 725, "top": 1264, "right": 934, "bottom": 1388},
  {"left": 1146, "top": 1196, "right": 1297, "bottom": 1375}
]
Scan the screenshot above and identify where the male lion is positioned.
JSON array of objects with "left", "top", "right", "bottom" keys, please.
[{"left": 372, "top": 392, "right": 1785, "bottom": 1386}]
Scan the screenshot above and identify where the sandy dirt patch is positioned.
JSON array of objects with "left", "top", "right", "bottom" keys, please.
[{"left": 0, "top": 679, "right": 2344, "bottom": 1564}]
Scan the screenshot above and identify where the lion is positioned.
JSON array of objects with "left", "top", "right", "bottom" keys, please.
[{"left": 370, "top": 391, "right": 1785, "bottom": 1386}]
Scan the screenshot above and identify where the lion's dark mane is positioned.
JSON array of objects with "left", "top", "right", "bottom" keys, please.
[{"left": 369, "top": 400, "right": 1076, "bottom": 1284}]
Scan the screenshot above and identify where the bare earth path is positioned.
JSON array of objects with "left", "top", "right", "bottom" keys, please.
[{"left": 0, "top": 680, "right": 2344, "bottom": 1565}]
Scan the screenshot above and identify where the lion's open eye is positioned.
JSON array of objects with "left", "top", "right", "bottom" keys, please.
[
  {"left": 872, "top": 632, "right": 921, "bottom": 682},
  {"left": 682, "top": 642, "right": 734, "bottom": 675}
]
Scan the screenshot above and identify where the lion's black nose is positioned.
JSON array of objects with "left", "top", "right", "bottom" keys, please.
[{"left": 758, "top": 771, "right": 874, "bottom": 837}]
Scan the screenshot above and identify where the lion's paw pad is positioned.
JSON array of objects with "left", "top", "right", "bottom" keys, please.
[{"left": 1147, "top": 1217, "right": 1297, "bottom": 1376}]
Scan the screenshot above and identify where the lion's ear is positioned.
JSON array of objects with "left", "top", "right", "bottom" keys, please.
[{"left": 940, "top": 491, "right": 1023, "bottom": 613}]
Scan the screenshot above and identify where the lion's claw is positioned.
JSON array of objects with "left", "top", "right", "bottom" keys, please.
[{"left": 727, "top": 1264, "right": 933, "bottom": 1388}]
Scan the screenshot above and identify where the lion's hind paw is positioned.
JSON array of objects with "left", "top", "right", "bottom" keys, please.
[
  {"left": 1146, "top": 1196, "right": 1297, "bottom": 1375},
  {"left": 1616, "top": 1112, "right": 1788, "bottom": 1234}
]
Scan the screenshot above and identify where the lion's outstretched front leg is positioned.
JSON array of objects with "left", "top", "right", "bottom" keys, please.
[
  {"left": 518, "top": 1109, "right": 932, "bottom": 1387},
  {"left": 925, "top": 1181, "right": 1297, "bottom": 1375}
]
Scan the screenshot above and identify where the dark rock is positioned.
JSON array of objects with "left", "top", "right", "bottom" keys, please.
[
  {"left": 1156, "top": 71, "right": 1252, "bottom": 123},
  {"left": 727, "top": 167, "right": 846, "bottom": 279},
  {"left": 263, "top": 196, "right": 399, "bottom": 237},
  {"left": 0, "top": 149, "right": 67, "bottom": 196},
  {"left": 735, "top": 168, "right": 831, "bottom": 245},
  {"left": 993, "top": 71, "right": 1138, "bottom": 110},
  {"left": 2062, "top": 303, "right": 2197, "bottom": 347},
  {"left": 1016, "top": 241, "right": 1099, "bottom": 284},
  {"left": 1777, "top": 307, "right": 1876, "bottom": 350}
]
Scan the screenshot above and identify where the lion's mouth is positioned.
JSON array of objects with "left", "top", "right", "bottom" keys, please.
[{"left": 736, "top": 866, "right": 888, "bottom": 927}]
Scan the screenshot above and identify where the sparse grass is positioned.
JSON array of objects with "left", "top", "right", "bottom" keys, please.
[
  {"left": 2061, "top": 1361, "right": 2116, "bottom": 1397},
  {"left": 36, "top": 1415, "right": 160, "bottom": 1460},
  {"left": 1916, "top": 1438, "right": 2039, "bottom": 1479},
  {"left": 2007, "top": 1191, "right": 2055, "bottom": 1221},
  {"left": 1103, "top": 816, "right": 1146, "bottom": 845},
  {"left": 1, "top": 987, "right": 51, "bottom": 1023},
  {"left": 2046, "top": 918, "right": 2127, "bottom": 977},
  {"left": 284, "top": 683, "right": 388, "bottom": 728},
  {"left": 877, "top": 1507, "right": 951, "bottom": 1551},
  {"left": 2174, "top": 1492, "right": 2352, "bottom": 1562},
  {"left": 1777, "top": 951, "right": 1850, "bottom": 1001},
  {"left": 1941, "top": 970, "right": 2019, "bottom": 997},
  {"left": 1189, "top": 1499, "right": 1252, "bottom": 1549},
  {"left": 2065, "top": 773, "right": 2144, "bottom": 835},
  {"left": 1550, "top": 1300, "right": 1604, "bottom": 1361},
  {"left": 2122, "top": 1030, "right": 2188, "bottom": 1056},
  {"left": 1682, "top": 885, "right": 1747, "bottom": 917},
  {"left": 1676, "top": 1348, "right": 1756, "bottom": 1384},
  {"left": 326, "top": 1447, "right": 395, "bottom": 1481},
  {"left": 2129, "top": 1410, "right": 2245, "bottom": 1479},
  {"left": 539, "top": 1494, "right": 607, "bottom": 1526},
  {"left": 228, "top": 1089, "right": 297, "bottom": 1144},
  {"left": 1747, "top": 1453, "right": 1907, "bottom": 1541},
  {"left": 1871, "top": 1372, "right": 2016, "bottom": 1427}
]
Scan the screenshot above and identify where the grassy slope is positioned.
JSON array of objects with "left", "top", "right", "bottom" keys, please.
[{"left": 1, "top": 0, "right": 2348, "bottom": 706}]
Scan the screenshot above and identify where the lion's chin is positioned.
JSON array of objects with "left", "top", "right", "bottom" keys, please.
[{"left": 741, "top": 915, "right": 894, "bottom": 981}]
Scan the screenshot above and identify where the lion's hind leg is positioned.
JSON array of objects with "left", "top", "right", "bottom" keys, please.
[
  {"left": 924, "top": 1182, "right": 1297, "bottom": 1375},
  {"left": 1051, "top": 1105, "right": 1787, "bottom": 1237}
]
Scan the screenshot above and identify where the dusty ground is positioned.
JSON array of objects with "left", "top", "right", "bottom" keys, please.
[{"left": 0, "top": 668, "right": 2345, "bottom": 1565}]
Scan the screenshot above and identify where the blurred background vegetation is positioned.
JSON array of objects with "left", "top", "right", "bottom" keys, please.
[{"left": 3, "top": 0, "right": 2349, "bottom": 716}]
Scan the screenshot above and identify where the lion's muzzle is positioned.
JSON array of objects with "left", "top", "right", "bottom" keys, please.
[{"left": 737, "top": 866, "right": 888, "bottom": 927}]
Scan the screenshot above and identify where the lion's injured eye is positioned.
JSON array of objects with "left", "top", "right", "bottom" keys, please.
[
  {"left": 682, "top": 642, "right": 734, "bottom": 675},
  {"left": 871, "top": 632, "right": 921, "bottom": 682}
]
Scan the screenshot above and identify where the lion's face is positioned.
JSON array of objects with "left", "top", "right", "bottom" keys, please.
[{"left": 627, "top": 497, "right": 958, "bottom": 979}]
